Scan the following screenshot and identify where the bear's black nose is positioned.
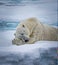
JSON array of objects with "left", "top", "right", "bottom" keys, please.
[
  {"left": 21, "top": 33, "right": 24, "bottom": 35},
  {"left": 25, "top": 39, "right": 29, "bottom": 42}
]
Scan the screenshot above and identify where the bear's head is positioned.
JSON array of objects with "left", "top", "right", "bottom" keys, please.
[{"left": 12, "top": 18, "right": 38, "bottom": 45}]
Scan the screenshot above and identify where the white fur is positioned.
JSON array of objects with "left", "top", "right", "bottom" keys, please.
[{"left": 12, "top": 18, "right": 58, "bottom": 45}]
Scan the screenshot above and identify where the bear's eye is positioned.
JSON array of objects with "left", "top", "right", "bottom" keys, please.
[{"left": 22, "top": 25, "right": 25, "bottom": 27}]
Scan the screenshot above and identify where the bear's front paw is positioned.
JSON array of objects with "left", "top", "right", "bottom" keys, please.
[
  {"left": 12, "top": 38, "right": 24, "bottom": 45},
  {"left": 12, "top": 39, "right": 16, "bottom": 45}
]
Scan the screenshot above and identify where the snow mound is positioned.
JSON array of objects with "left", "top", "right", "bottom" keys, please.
[{"left": 0, "top": 41, "right": 58, "bottom": 65}]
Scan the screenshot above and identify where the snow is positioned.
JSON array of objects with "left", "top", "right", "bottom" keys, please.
[
  {"left": 0, "top": 43, "right": 58, "bottom": 65},
  {"left": 0, "top": 41, "right": 58, "bottom": 52},
  {"left": 0, "top": 30, "right": 58, "bottom": 53},
  {"left": 0, "top": 30, "right": 58, "bottom": 65}
]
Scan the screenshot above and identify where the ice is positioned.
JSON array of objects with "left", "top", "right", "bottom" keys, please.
[
  {"left": 0, "top": 30, "right": 58, "bottom": 65},
  {"left": 0, "top": 30, "right": 58, "bottom": 52},
  {"left": 0, "top": 44, "right": 58, "bottom": 65}
]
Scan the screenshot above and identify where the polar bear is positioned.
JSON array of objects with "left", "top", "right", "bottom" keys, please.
[{"left": 12, "top": 18, "right": 58, "bottom": 45}]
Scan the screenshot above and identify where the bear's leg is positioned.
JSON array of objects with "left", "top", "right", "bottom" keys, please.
[{"left": 27, "top": 37, "right": 36, "bottom": 44}]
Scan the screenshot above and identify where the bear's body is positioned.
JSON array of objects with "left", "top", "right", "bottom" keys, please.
[{"left": 12, "top": 18, "right": 58, "bottom": 45}]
